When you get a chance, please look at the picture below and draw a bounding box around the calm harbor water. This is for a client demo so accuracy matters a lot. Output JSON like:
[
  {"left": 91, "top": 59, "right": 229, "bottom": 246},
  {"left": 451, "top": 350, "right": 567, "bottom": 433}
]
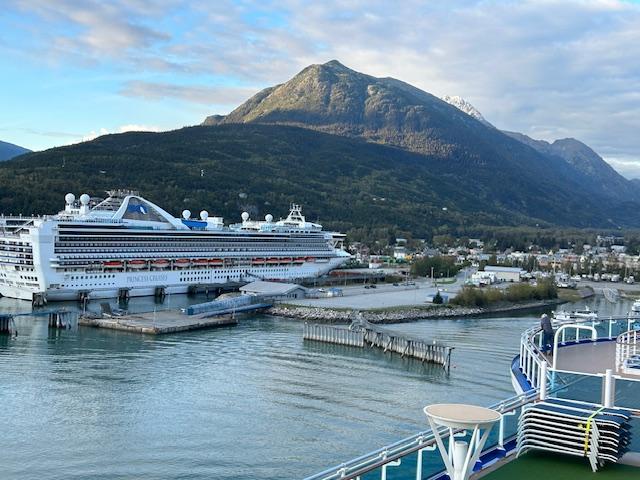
[{"left": 0, "top": 295, "right": 632, "bottom": 479}]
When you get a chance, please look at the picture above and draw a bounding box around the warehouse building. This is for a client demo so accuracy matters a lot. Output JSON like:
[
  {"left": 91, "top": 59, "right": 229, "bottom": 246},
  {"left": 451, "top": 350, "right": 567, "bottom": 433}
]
[{"left": 483, "top": 266, "right": 524, "bottom": 283}]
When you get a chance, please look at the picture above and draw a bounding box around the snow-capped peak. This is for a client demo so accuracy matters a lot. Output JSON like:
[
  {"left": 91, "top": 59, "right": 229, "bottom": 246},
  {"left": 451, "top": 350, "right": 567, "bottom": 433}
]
[{"left": 441, "top": 95, "right": 492, "bottom": 127}]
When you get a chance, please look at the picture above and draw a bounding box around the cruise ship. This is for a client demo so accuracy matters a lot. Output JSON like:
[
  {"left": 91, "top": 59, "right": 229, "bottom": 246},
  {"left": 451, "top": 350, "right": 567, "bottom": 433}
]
[{"left": 0, "top": 190, "right": 350, "bottom": 302}]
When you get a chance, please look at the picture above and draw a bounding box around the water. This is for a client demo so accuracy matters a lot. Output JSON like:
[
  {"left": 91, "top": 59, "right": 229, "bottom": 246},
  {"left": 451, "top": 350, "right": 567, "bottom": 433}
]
[{"left": 0, "top": 295, "right": 632, "bottom": 479}]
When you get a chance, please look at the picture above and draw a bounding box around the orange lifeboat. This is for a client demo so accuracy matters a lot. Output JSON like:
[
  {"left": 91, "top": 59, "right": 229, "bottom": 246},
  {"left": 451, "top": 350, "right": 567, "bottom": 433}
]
[
  {"left": 208, "top": 258, "right": 223, "bottom": 266},
  {"left": 174, "top": 259, "right": 191, "bottom": 268},
  {"left": 267, "top": 258, "right": 279, "bottom": 264},
  {"left": 294, "top": 257, "right": 305, "bottom": 264},
  {"left": 127, "top": 259, "right": 146, "bottom": 269},
  {"left": 281, "top": 257, "right": 293, "bottom": 263},
  {"left": 151, "top": 259, "right": 170, "bottom": 269},
  {"left": 193, "top": 258, "right": 209, "bottom": 267},
  {"left": 104, "top": 260, "right": 123, "bottom": 268},
  {"left": 252, "top": 258, "right": 266, "bottom": 265}
]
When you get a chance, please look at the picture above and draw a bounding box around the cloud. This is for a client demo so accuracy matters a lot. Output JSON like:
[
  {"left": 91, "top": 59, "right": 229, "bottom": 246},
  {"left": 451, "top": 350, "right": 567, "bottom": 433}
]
[
  {"left": 120, "top": 81, "right": 259, "bottom": 105},
  {"left": 117, "top": 124, "right": 163, "bottom": 133},
  {"left": 604, "top": 156, "right": 640, "bottom": 180},
  {"left": 7, "top": 0, "right": 172, "bottom": 59},
  {"left": 82, "top": 128, "right": 110, "bottom": 143},
  {"left": 4, "top": 0, "right": 640, "bottom": 175},
  {"left": 81, "top": 124, "right": 163, "bottom": 143}
]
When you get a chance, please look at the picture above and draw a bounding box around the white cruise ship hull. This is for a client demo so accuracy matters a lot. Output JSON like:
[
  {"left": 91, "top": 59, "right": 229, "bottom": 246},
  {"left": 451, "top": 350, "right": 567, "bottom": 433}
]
[
  {"left": 0, "top": 192, "right": 351, "bottom": 302},
  {"left": 42, "top": 259, "right": 344, "bottom": 301},
  {"left": 0, "top": 257, "right": 348, "bottom": 302}
]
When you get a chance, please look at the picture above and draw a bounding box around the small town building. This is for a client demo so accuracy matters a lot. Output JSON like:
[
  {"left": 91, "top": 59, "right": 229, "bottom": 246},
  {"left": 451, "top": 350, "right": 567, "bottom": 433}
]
[
  {"left": 393, "top": 246, "right": 407, "bottom": 260},
  {"left": 484, "top": 265, "right": 524, "bottom": 282},
  {"left": 471, "top": 271, "right": 497, "bottom": 286},
  {"left": 240, "top": 280, "right": 307, "bottom": 300}
]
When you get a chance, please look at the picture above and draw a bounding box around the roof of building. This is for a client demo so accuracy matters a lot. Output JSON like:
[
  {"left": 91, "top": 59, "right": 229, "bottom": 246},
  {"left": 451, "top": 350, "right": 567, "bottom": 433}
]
[
  {"left": 239, "top": 280, "right": 306, "bottom": 295},
  {"left": 484, "top": 266, "right": 524, "bottom": 273}
]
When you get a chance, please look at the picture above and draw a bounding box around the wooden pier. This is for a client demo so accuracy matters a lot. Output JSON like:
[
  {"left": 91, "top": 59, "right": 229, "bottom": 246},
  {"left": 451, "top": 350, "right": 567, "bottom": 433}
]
[
  {"left": 303, "top": 321, "right": 453, "bottom": 369},
  {"left": 78, "top": 309, "right": 237, "bottom": 335}
]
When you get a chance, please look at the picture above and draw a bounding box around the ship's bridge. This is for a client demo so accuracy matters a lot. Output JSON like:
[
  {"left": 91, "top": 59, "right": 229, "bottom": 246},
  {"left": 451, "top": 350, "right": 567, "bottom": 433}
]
[{"left": 62, "top": 191, "right": 189, "bottom": 230}]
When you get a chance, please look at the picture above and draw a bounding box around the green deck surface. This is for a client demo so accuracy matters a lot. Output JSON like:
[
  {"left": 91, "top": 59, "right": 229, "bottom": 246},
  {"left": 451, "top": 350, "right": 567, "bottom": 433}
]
[{"left": 481, "top": 452, "right": 640, "bottom": 479}]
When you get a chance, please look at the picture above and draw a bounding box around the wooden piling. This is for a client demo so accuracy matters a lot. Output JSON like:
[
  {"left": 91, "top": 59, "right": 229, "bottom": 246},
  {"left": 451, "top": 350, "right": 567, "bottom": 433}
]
[{"left": 48, "top": 311, "right": 76, "bottom": 329}]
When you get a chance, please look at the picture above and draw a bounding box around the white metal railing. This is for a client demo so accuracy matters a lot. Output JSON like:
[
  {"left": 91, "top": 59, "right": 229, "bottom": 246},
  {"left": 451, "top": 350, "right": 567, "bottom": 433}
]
[
  {"left": 303, "top": 390, "right": 538, "bottom": 480},
  {"left": 552, "top": 324, "right": 597, "bottom": 370},
  {"left": 305, "top": 317, "right": 640, "bottom": 480},
  {"left": 519, "top": 316, "right": 640, "bottom": 386},
  {"left": 519, "top": 324, "right": 546, "bottom": 390},
  {"left": 616, "top": 329, "right": 640, "bottom": 374}
]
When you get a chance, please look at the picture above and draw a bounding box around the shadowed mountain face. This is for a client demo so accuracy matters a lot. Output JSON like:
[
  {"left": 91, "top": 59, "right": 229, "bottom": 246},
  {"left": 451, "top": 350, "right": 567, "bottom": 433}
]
[
  {"left": 0, "top": 140, "right": 30, "bottom": 161},
  {"left": 503, "top": 132, "right": 637, "bottom": 203}
]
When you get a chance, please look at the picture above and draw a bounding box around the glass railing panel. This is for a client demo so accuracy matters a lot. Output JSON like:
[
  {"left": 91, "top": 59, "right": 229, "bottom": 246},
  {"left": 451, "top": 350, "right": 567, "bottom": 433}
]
[
  {"left": 614, "top": 377, "right": 640, "bottom": 411},
  {"left": 549, "top": 371, "right": 603, "bottom": 404},
  {"left": 354, "top": 446, "right": 447, "bottom": 480}
]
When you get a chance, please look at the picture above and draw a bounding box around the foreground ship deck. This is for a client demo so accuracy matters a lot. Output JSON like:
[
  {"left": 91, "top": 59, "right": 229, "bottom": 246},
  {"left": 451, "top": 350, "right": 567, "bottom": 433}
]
[
  {"left": 304, "top": 315, "right": 640, "bottom": 480},
  {"left": 0, "top": 190, "right": 349, "bottom": 303},
  {"left": 482, "top": 451, "right": 639, "bottom": 480}
]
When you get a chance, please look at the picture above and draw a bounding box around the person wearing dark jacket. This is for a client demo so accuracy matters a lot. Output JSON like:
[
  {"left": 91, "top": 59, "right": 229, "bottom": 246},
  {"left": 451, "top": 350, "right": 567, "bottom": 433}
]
[{"left": 540, "top": 314, "right": 554, "bottom": 354}]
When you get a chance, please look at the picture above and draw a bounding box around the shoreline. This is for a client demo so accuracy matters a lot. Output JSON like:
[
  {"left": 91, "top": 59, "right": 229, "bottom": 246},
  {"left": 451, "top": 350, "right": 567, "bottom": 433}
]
[{"left": 267, "top": 298, "right": 567, "bottom": 324}]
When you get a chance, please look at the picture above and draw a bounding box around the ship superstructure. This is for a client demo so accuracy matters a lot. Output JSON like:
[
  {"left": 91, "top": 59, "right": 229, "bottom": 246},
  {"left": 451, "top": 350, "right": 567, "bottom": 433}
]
[{"left": 0, "top": 190, "right": 350, "bottom": 302}]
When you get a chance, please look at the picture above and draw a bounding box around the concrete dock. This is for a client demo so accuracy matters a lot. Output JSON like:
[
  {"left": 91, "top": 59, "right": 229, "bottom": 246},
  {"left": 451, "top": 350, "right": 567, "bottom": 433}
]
[{"left": 79, "top": 310, "right": 237, "bottom": 335}]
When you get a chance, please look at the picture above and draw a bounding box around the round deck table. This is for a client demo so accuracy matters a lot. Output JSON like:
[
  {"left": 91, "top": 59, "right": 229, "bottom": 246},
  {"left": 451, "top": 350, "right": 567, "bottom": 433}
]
[{"left": 424, "top": 404, "right": 501, "bottom": 480}]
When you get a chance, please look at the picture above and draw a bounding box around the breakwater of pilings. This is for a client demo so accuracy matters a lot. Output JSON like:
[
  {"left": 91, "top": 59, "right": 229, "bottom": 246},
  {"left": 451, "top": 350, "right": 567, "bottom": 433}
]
[{"left": 303, "top": 321, "right": 453, "bottom": 369}]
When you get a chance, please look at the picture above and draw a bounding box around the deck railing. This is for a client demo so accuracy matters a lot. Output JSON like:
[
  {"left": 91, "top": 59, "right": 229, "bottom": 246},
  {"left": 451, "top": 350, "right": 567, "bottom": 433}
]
[
  {"left": 305, "top": 316, "right": 640, "bottom": 480},
  {"left": 303, "top": 390, "right": 539, "bottom": 480},
  {"left": 520, "top": 316, "right": 640, "bottom": 384},
  {"left": 616, "top": 329, "right": 640, "bottom": 374}
]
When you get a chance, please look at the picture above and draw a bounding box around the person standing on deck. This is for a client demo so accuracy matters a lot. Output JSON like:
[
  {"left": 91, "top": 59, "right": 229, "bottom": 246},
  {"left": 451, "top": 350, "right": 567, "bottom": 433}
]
[{"left": 540, "top": 314, "right": 554, "bottom": 354}]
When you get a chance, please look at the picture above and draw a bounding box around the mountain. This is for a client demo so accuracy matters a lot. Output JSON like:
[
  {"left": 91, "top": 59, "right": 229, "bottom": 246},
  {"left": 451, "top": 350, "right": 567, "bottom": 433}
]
[
  {"left": 0, "top": 124, "right": 537, "bottom": 236},
  {"left": 201, "top": 60, "right": 640, "bottom": 223},
  {"left": 501, "top": 133, "right": 637, "bottom": 202},
  {"left": 0, "top": 140, "right": 30, "bottom": 161},
  {"left": 441, "top": 95, "right": 493, "bottom": 127},
  {"left": 203, "top": 60, "right": 498, "bottom": 158},
  {"left": 2, "top": 60, "right": 640, "bottom": 236},
  {"left": 435, "top": 97, "right": 637, "bottom": 204}
]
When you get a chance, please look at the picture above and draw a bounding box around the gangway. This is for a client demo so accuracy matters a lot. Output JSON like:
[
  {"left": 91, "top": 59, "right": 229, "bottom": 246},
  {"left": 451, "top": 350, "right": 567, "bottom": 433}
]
[
  {"left": 0, "top": 309, "right": 78, "bottom": 334},
  {"left": 184, "top": 294, "right": 272, "bottom": 316}
]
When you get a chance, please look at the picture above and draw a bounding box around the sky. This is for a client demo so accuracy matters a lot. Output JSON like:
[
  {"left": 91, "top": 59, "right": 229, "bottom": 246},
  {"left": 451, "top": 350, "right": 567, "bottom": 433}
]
[{"left": 1, "top": 0, "right": 640, "bottom": 177}]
